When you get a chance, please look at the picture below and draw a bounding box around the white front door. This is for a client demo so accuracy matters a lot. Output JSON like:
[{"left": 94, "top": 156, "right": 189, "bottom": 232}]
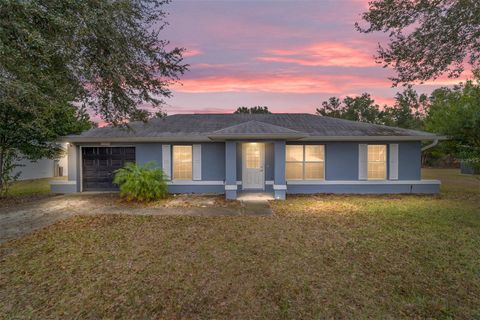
[{"left": 242, "top": 143, "right": 265, "bottom": 189}]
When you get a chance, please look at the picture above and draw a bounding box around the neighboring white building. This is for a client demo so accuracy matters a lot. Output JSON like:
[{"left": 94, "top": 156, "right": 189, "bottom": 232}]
[{"left": 12, "top": 143, "right": 69, "bottom": 180}]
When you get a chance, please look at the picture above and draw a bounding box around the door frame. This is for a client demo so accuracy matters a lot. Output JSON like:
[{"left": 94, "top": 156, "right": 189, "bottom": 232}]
[{"left": 241, "top": 142, "right": 265, "bottom": 190}]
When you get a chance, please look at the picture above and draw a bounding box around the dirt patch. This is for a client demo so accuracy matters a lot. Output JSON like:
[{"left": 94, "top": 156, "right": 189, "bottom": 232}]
[
  {"left": 0, "top": 193, "right": 242, "bottom": 243},
  {"left": 0, "top": 194, "right": 59, "bottom": 210}
]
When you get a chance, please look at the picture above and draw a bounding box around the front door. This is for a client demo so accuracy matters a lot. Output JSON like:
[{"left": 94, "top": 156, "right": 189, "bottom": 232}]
[{"left": 242, "top": 143, "right": 265, "bottom": 189}]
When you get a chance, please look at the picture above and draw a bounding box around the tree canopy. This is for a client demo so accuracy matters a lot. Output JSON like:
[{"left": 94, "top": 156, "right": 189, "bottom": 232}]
[
  {"left": 1, "top": 0, "right": 186, "bottom": 125},
  {"left": 317, "top": 89, "right": 427, "bottom": 130},
  {"left": 0, "top": 0, "right": 185, "bottom": 193},
  {"left": 425, "top": 81, "right": 480, "bottom": 169},
  {"left": 357, "top": 0, "right": 480, "bottom": 85},
  {"left": 234, "top": 106, "right": 271, "bottom": 114},
  {"left": 317, "top": 93, "right": 384, "bottom": 124}
]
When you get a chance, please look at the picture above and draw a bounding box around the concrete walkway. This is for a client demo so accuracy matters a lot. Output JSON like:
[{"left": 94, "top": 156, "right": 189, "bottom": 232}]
[{"left": 0, "top": 193, "right": 272, "bottom": 244}]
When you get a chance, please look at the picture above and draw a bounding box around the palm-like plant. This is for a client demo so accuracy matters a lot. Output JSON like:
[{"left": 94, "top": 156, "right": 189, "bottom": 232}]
[{"left": 113, "top": 161, "right": 168, "bottom": 202}]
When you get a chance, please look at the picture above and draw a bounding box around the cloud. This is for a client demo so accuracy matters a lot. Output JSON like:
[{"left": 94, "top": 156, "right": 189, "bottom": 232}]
[
  {"left": 173, "top": 73, "right": 390, "bottom": 94},
  {"left": 182, "top": 48, "right": 202, "bottom": 58},
  {"left": 257, "top": 41, "right": 377, "bottom": 67}
]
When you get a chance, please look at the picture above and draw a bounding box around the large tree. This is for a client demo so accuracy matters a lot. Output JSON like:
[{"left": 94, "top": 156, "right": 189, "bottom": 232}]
[
  {"left": 317, "top": 89, "right": 430, "bottom": 129},
  {"left": 316, "top": 93, "right": 385, "bottom": 124},
  {"left": 0, "top": 0, "right": 186, "bottom": 192},
  {"left": 357, "top": 0, "right": 480, "bottom": 85},
  {"left": 383, "top": 87, "right": 428, "bottom": 130},
  {"left": 425, "top": 81, "right": 480, "bottom": 170}
]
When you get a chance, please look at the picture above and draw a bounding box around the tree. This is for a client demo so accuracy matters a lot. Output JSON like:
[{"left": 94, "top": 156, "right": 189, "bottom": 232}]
[
  {"left": 1, "top": 0, "right": 186, "bottom": 125},
  {"left": 0, "top": 0, "right": 185, "bottom": 193},
  {"left": 0, "top": 102, "right": 92, "bottom": 195},
  {"left": 316, "top": 93, "right": 385, "bottom": 124},
  {"left": 425, "top": 81, "right": 480, "bottom": 170},
  {"left": 383, "top": 87, "right": 429, "bottom": 130},
  {"left": 129, "top": 109, "right": 154, "bottom": 123},
  {"left": 357, "top": 0, "right": 480, "bottom": 85},
  {"left": 234, "top": 106, "right": 271, "bottom": 114}
]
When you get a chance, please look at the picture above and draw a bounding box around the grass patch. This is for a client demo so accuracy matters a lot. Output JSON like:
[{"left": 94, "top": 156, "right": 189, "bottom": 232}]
[
  {"left": 6, "top": 177, "right": 56, "bottom": 196},
  {"left": 0, "top": 177, "right": 65, "bottom": 208},
  {"left": 0, "top": 169, "right": 479, "bottom": 318}
]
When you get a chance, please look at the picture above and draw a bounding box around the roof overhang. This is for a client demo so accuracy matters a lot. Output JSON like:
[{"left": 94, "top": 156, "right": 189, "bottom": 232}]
[
  {"left": 61, "top": 135, "right": 213, "bottom": 143},
  {"left": 62, "top": 134, "right": 446, "bottom": 143},
  {"left": 298, "top": 135, "right": 446, "bottom": 141}
]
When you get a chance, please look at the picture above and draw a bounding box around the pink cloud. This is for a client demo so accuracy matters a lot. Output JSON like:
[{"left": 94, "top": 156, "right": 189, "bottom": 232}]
[
  {"left": 183, "top": 48, "right": 202, "bottom": 58},
  {"left": 173, "top": 73, "right": 390, "bottom": 94},
  {"left": 257, "top": 41, "right": 377, "bottom": 67}
]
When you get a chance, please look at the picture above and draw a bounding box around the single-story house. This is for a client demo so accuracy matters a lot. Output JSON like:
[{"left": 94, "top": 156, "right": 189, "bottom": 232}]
[{"left": 51, "top": 113, "right": 442, "bottom": 200}]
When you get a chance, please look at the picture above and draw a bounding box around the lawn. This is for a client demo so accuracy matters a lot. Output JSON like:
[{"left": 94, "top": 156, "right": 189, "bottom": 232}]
[
  {"left": 1, "top": 169, "right": 479, "bottom": 318},
  {"left": 0, "top": 177, "right": 66, "bottom": 208},
  {"left": 6, "top": 177, "right": 54, "bottom": 196}
]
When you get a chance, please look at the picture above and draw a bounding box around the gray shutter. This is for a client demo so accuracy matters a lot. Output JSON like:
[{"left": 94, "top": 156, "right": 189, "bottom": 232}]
[
  {"left": 358, "top": 144, "right": 368, "bottom": 180},
  {"left": 193, "top": 144, "right": 202, "bottom": 181},
  {"left": 389, "top": 144, "right": 399, "bottom": 180},
  {"left": 162, "top": 144, "right": 171, "bottom": 179}
]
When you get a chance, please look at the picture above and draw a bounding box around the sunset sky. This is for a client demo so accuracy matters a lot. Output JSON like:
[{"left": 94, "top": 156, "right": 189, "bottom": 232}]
[{"left": 160, "top": 0, "right": 467, "bottom": 115}]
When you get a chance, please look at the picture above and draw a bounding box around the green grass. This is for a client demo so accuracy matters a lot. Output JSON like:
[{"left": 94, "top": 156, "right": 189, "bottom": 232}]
[
  {"left": 0, "top": 169, "right": 479, "bottom": 318},
  {"left": 5, "top": 177, "right": 56, "bottom": 197}
]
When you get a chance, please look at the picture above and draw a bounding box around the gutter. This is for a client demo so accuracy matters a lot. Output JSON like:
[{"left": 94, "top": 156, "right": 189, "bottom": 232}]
[{"left": 421, "top": 138, "right": 439, "bottom": 151}]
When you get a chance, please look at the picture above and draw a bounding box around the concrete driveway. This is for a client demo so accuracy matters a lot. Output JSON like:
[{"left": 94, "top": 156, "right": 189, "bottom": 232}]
[{"left": 0, "top": 193, "right": 271, "bottom": 243}]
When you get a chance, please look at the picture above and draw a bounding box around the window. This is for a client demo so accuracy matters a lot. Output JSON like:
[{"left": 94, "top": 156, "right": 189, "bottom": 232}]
[
  {"left": 173, "top": 145, "right": 192, "bottom": 180},
  {"left": 286, "top": 145, "right": 324, "bottom": 180},
  {"left": 367, "top": 145, "right": 386, "bottom": 180}
]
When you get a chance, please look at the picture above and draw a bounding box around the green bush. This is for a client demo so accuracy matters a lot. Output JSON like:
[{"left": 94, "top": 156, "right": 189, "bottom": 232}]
[{"left": 113, "top": 161, "right": 168, "bottom": 202}]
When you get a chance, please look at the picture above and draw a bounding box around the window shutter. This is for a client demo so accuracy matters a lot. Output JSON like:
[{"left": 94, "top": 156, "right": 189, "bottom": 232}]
[
  {"left": 389, "top": 144, "right": 399, "bottom": 180},
  {"left": 162, "top": 144, "right": 171, "bottom": 179},
  {"left": 193, "top": 144, "right": 202, "bottom": 181},
  {"left": 358, "top": 144, "right": 368, "bottom": 180}
]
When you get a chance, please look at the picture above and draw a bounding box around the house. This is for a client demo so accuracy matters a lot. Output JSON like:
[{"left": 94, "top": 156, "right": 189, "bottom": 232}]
[
  {"left": 13, "top": 144, "right": 69, "bottom": 180},
  {"left": 50, "top": 113, "right": 441, "bottom": 199}
]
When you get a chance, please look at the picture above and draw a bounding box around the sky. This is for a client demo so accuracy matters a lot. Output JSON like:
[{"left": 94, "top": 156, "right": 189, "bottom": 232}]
[{"left": 157, "top": 0, "right": 466, "bottom": 115}]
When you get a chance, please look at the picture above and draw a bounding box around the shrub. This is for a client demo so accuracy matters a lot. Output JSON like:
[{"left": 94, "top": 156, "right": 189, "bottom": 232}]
[{"left": 113, "top": 161, "right": 168, "bottom": 202}]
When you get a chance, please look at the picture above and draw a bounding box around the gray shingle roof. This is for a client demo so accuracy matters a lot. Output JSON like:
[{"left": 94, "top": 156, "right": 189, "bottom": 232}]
[
  {"left": 209, "top": 120, "right": 306, "bottom": 139},
  {"left": 66, "top": 113, "right": 439, "bottom": 142}
]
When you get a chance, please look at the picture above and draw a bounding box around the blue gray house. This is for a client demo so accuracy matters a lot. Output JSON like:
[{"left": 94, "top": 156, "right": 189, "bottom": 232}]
[{"left": 51, "top": 113, "right": 441, "bottom": 199}]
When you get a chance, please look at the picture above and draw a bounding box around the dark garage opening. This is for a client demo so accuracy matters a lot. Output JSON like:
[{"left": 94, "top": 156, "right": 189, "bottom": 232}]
[{"left": 82, "top": 147, "right": 136, "bottom": 191}]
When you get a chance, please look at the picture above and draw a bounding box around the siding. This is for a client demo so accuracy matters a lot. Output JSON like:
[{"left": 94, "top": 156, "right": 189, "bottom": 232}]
[
  {"left": 13, "top": 158, "right": 54, "bottom": 180},
  {"left": 69, "top": 140, "right": 429, "bottom": 195},
  {"left": 287, "top": 141, "right": 422, "bottom": 181},
  {"left": 398, "top": 141, "right": 421, "bottom": 180}
]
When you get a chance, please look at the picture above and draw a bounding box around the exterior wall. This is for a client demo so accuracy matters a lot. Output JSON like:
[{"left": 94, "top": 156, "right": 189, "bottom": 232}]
[
  {"left": 284, "top": 140, "right": 437, "bottom": 194},
  {"left": 136, "top": 143, "right": 163, "bottom": 167},
  {"left": 57, "top": 139, "right": 438, "bottom": 196},
  {"left": 68, "top": 144, "right": 78, "bottom": 181},
  {"left": 287, "top": 141, "right": 422, "bottom": 181},
  {"left": 13, "top": 158, "right": 54, "bottom": 180},
  {"left": 398, "top": 141, "right": 421, "bottom": 180},
  {"left": 50, "top": 181, "right": 77, "bottom": 193},
  {"left": 325, "top": 142, "right": 359, "bottom": 180},
  {"left": 14, "top": 143, "right": 69, "bottom": 181},
  {"left": 287, "top": 182, "right": 440, "bottom": 194}
]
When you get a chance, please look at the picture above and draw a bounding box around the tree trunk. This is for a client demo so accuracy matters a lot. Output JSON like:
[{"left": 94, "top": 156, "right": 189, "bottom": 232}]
[{"left": 0, "top": 146, "right": 4, "bottom": 191}]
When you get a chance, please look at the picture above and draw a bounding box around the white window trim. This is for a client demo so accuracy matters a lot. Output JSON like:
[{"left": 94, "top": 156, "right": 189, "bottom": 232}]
[{"left": 286, "top": 145, "right": 325, "bottom": 181}]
